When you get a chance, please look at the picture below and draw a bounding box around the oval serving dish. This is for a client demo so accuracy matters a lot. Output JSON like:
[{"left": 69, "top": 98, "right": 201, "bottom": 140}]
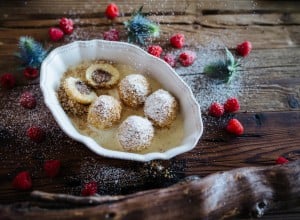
[{"left": 40, "top": 40, "right": 203, "bottom": 162}]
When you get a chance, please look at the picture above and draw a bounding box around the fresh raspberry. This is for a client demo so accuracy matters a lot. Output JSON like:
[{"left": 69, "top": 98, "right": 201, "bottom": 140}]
[
  {"left": 224, "top": 97, "right": 240, "bottom": 113},
  {"left": 178, "top": 50, "right": 196, "bottom": 67},
  {"left": 209, "top": 102, "right": 224, "bottom": 117},
  {"left": 81, "top": 181, "right": 98, "bottom": 196},
  {"left": 12, "top": 171, "right": 32, "bottom": 191},
  {"left": 103, "top": 29, "right": 120, "bottom": 41},
  {"left": 59, "top": 17, "right": 74, "bottom": 35},
  {"left": 26, "top": 126, "right": 45, "bottom": 143},
  {"left": 49, "top": 27, "right": 64, "bottom": 42},
  {"left": 236, "top": 41, "right": 252, "bottom": 57},
  {"left": 170, "top": 33, "right": 185, "bottom": 49},
  {"left": 276, "top": 156, "right": 289, "bottom": 165},
  {"left": 44, "top": 160, "right": 61, "bottom": 178},
  {"left": 147, "top": 45, "right": 163, "bottom": 57},
  {"left": 163, "top": 53, "right": 176, "bottom": 67},
  {"left": 23, "top": 67, "right": 39, "bottom": 79},
  {"left": 19, "top": 91, "right": 37, "bottom": 109},
  {"left": 0, "top": 73, "right": 16, "bottom": 89},
  {"left": 105, "top": 3, "right": 119, "bottom": 19},
  {"left": 226, "top": 118, "right": 244, "bottom": 136}
]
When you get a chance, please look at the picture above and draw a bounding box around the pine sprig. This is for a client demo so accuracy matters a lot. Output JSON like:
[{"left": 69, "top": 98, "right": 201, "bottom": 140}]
[
  {"left": 124, "top": 7, "right": 160, "bottom": 45},
  {"left": 204, "top": 48, "right": 240, "bottom": 83},
  {"left": 16, "top": 36, "right": 47, "bottom": 68}
]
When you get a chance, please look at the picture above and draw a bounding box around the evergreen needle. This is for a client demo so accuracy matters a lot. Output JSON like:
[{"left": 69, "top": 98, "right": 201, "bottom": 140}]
[{"left": 203, "top": 48, "right": 240, "bottom": 83}]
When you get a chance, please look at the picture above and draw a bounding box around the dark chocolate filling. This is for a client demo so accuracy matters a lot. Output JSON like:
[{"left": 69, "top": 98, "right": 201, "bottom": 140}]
[
  {"left": 75, "top": 81, "right": 91, "bottom": 95},
  {"left": 92, "top": 69, "right": 112, "bottom": 84}
]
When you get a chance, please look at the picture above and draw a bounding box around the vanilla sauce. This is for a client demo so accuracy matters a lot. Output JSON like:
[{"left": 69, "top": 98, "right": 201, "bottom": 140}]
[{"left": 62, "top": 61, "right": 184, "bottom": 154}]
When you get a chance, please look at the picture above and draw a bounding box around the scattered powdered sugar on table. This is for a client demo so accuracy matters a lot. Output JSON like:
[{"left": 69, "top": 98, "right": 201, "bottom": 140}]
[
  {"left": 0, "top": 85, "right": 82, "bottom": 167},
  {"left": 60, "top": 5, "right": 250, "bottom": 114},
  {"left": 174, "top": 40, "right": 251, "bottom": 112},
  {"left": 78, "top": 157, "right": 185, "bottom": 194}
]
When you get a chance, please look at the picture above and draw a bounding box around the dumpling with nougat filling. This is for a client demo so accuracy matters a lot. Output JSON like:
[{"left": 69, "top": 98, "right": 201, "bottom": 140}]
[{"left": 85, "top": 63, "right": 120, "bottom": 89}]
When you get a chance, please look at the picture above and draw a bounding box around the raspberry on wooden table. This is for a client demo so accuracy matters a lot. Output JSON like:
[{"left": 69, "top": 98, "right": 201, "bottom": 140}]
[
  {"left": 12, "top": 171, "right": 32, "bottom": 191},
  {"left": 26, "top": 126, "right": 45, "bottom": 143},
  {"left": 49, "top": 27, "right": 64, "bottom": 42},
  {"left": 209, "top": 102, "right": 224, "bottom": 117},
  {"left": 163, "top": 53, "right": 176, "bottom": 67},
  {"left": 224, "top": 97, "right": 240, "bottom": 113},
  {"left": 147, "top": 45, "right": 163, "bottom": 57},
  {"left": 226, "top": 118, "right": 244, "bottom": 136},
  {"left": 178, "top": 50, "right": 196, "bottom": 67},
  {"left": 44, "top": 160, "right": 61, "bottom": 178},
  {"left": 236, "top": 41, "right": 252, "bottom": 57},
  {"left": 103, "top": 29, "right": 120, "bottom": 41},
  {"left": 19, "top": 91, "right": 37, "bottom": 109},
  {"left": 23, "top": 67, "right": 39, "bottom": 79},
  {"left": 81, "top": 181, "right": 98, "bottom": 196},
  {"left": 105, "top": 3, "right": 119, "bottom": 19},
  {"left": 170, "top": 33, "right": 185, "bottom": 49},
  {"left": 276, "top": 156, "right": 289, "bottom": 165},
  {"left": 0, "top": 73, "right": 16, "bottom": 89},
  {"left": 59, "top": 17, "right": 74, "bottom": 35}
]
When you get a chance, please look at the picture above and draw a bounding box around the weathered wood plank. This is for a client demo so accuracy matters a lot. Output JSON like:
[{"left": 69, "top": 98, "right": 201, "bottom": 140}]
[
  {"left": 199, "top": 13, "right": 300, "bottom": 27},
  {"left": 1, "top": 82, "right": 300, "bottom": 204},
  {"left": 1, "top": 0, "right": 300, "bottom": 20},
  {"left": 181, "top": 66, "right": 300, "bottom": 112},
  {"left": 0, "top": 24, "right": 299, "bottom": 75},
  {"left": 1, "top": 46, "right": 300, "bottom": 112},
  {"left": 1, "top": 0, "right": 300, "bottom": 218},
  {"left": 2, "top": 12, "right": 300, "bottom": 29},
  {"left": 0, "top": 24, "right": 298, "bottom": 56},
  {"left": 184, "top": 111, "right": 300, "bottom": 175},
  {"left": 0, "top": 160, "right": 299, "bottom": 220}
]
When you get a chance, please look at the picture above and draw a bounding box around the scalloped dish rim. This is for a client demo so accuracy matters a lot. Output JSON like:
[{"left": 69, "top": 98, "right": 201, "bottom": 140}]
[{"left": 40, "top": 40, "right": 203, "bottom": 161}]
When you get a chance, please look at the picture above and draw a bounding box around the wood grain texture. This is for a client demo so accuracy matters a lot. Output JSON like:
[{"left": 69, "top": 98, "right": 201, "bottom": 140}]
[
  {"left": 1, "top": 160, "right": 300, "bottom": 220},
  {"left": 0, "top": 0, "right": 300, "bottom": 219}
]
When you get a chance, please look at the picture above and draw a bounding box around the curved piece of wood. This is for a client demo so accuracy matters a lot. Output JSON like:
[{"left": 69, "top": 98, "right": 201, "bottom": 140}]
[{"left": 0, "top": 160, "right": 299, "bottom": 220}]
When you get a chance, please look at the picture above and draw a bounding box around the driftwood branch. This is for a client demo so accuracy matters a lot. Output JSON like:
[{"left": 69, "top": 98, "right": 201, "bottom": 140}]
[
  {"left": 30, "top": 191, "right": 126, "bottom": 206},
  {"left": 1, "top": 160, "right": 299, "bottom": 220}
]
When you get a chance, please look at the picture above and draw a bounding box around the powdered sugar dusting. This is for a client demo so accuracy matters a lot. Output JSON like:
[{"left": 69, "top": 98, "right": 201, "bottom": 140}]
[
  {"left": 0, "top": 85, "right": 83, "bottom": 171},
  {"left": 118, "top": 74, "right": 151, "bottom": 107},
  {"left": 174, "top": 40, "right": 251, "bottom": 112},
  {"left": 88, "top": 95, "right": 121, "bottom": 128},
  {"left": 78, "top": 157, "right": 185, "bottom": 195},
  {"left": 93, "top": 95, "right": 120, "bottom": 119},
  {"left": 144, "top": 89, "right": 177, "bottom": 127},
  {"left": 118, "top": 116, "right": 154, "bottom": 151}
]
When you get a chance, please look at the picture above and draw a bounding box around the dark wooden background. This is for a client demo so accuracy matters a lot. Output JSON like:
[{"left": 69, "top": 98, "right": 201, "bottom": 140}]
[{"left": 0, "top": 0, "right": 300, "bottom": 219}]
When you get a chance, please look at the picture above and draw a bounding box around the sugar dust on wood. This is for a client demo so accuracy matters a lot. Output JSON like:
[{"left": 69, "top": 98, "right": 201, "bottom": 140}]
[
  {"left": 78, "top": 157, "right": 185, "bottom": 194},
  {"left": 176, "top": 41, "right": 252, "bottom": 112}
]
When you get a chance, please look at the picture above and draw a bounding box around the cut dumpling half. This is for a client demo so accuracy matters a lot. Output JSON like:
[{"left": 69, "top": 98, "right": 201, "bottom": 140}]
[
  {"left": 63, "top": 77, "right": 97, "bottom": 104},
  {"left": 86, "top": 63, "right": 120, "bottom": 89}
]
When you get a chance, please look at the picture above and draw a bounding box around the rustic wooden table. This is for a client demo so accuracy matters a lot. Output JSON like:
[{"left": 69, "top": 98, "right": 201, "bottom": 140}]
[{"left": 0, "top": 0, "right": 300, "bottom": 219}]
